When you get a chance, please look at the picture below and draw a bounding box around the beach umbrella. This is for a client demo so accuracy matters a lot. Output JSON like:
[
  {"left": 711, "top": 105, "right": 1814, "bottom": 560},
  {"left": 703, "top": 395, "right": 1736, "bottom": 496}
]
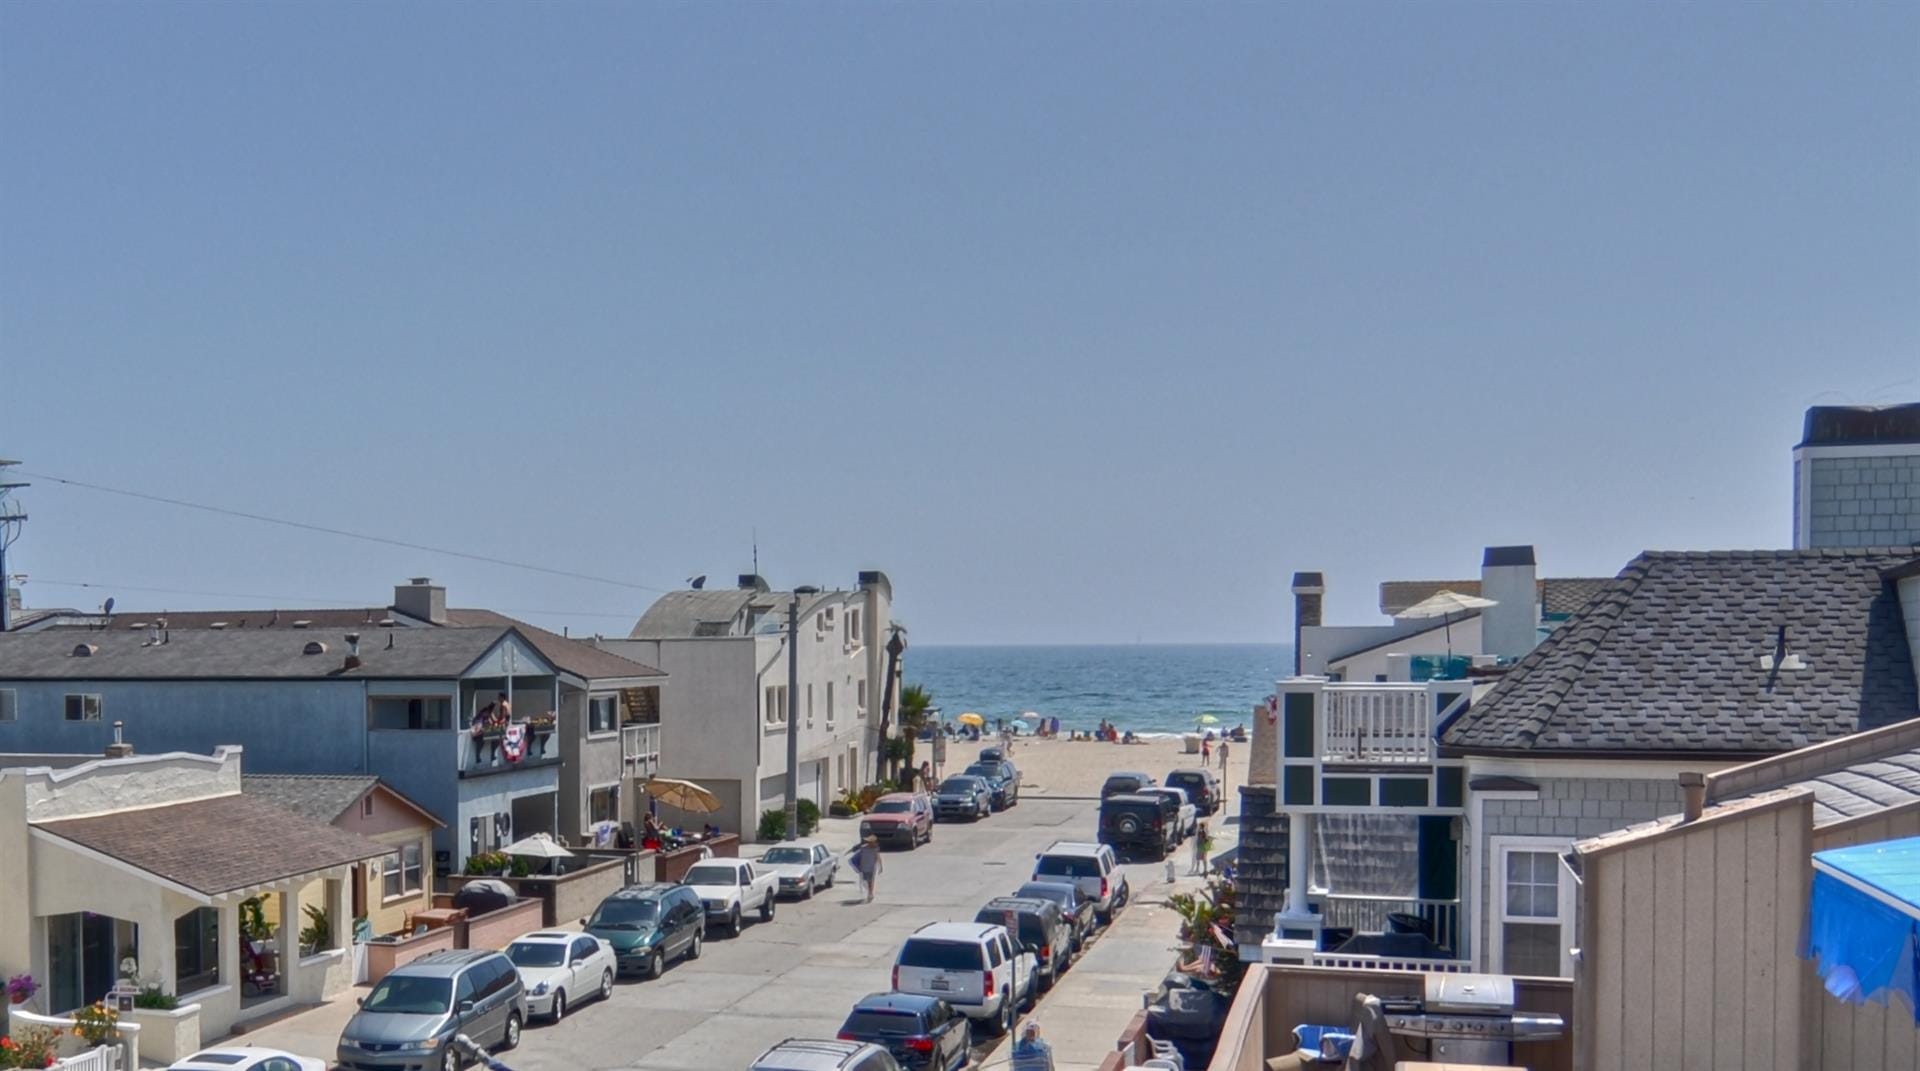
[
  {"left": 501, "top": 832, "right": 572, "bottom": 859},
  {"left": 645, "top": 777, "right": 723, "bottom": 813},
  {"left": 957, "top": 712, "right": 986, "bottom": 727},
  {"left": 1018, "top": 711, "right": 1042, "bottom": 721},
  {"left": 1395, "top": 589, "right": 1498, "bottom": 656},
  {"left": 1193, "top": 713, "right": 1219, "bottom": 726}
]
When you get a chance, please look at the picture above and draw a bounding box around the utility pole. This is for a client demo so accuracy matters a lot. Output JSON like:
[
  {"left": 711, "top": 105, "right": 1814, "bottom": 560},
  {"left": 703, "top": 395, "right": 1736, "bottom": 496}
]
[
  {"left": 784, "top": 584, "right": 819, "bottom": 841},
  {"left": 0, "top": 460, "right": 27, "bottom": 634}
]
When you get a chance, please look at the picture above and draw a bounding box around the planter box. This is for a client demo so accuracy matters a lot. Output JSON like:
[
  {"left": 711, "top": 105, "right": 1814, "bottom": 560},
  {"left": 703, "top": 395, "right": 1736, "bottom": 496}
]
[
  {"left": 126, "top": 1003, "right": 201, "bottom": 1066},
  {"left": 364, "top": 926, "right": 458, "bottom": 984}
]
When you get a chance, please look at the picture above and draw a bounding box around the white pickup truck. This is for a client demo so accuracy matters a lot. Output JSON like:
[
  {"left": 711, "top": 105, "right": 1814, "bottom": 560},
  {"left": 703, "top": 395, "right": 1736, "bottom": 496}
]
[{"left": 683, "top": 859, "right": 779, "bottom": 936}]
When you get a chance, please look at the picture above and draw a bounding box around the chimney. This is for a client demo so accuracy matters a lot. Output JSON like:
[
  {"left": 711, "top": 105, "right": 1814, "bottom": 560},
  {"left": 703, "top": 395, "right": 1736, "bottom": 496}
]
[
  {"left": 394, "top": 577, "right": 447, "bottom": 625},
  {"left": 1480, "top": 546, "right": 1540, "bottom": 661},
  {"left": 343, "top": 632, "right": 362, "bottom": 671},
  {"left": 103, "top": 721, "right": 134, "bottom": 760},
  {"left": 737, "top": 574, "right": 770, "bottom": 593},
  {"left": 1291, "top": 572, "right": 1325, "bottom": 676},
  {"left": 1678, "top": 771, "right": 1706, "bottom": 822}
]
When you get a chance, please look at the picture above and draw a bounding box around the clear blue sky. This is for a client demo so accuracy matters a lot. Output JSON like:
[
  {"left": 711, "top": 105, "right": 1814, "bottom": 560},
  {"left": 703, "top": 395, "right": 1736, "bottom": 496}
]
[{"left": 3, "top": 4, "right": 1915, "bottom": 645}]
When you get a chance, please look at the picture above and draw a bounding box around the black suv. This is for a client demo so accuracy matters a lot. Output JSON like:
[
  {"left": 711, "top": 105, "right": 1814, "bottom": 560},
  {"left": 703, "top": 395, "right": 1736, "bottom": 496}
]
[
  {"left": 1099, "top": 792, "right": 1179, "bottom": 859},
  {"left": 1100, "top": 771, "right": 1157, "bottom": 798},
  {"left": 975, "top": 896, "right": 1074, "bottom": 992},
  {"left": 1166, "top": 768, "right": 1222, "bottom": 816}
]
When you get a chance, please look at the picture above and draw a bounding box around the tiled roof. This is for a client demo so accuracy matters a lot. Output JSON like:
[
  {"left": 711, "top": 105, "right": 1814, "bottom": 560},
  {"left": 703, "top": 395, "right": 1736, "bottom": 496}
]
[
  {"left": 1442, "top": 549, "right": 1920, "bottom": 756},
  {"left": 1377, "top": 578, "right": 1612, "bottom": 618},
  {"left": 0, "top": 626, "right": 520, "bottom": 679},
  {"left": 36, "top": 792, "right": 387, "bottom": 896}
]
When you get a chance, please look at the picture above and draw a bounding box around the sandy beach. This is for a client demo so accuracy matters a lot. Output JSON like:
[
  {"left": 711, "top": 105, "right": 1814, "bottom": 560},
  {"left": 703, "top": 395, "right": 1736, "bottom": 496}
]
[{"left": 934, "top": 734, "right": 1252, "bottom": 799}]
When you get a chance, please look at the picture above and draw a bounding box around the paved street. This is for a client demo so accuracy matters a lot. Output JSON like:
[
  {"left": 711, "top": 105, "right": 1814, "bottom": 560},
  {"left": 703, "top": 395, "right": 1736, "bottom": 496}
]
[{"left": 237, "top": 795, "right": 1237, "bottom": 1071}]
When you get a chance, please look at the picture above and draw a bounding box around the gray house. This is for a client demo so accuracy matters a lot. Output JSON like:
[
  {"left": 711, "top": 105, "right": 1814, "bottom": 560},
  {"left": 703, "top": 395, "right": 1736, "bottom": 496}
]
[{"left": 0, "top": 619, "right": 663, "bottom": 872}]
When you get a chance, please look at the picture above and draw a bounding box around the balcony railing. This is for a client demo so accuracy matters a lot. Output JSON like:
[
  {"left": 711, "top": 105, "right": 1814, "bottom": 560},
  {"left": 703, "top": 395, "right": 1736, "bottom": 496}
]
[
  {"left": 1313, "top": 893, "right": 1461, "bottom": 954},
  {"left": 1321, "top": 684, "right": 1432, "bottom": 763},
  {"left": 622, "top": 723, "right": 660, "bottom": 780},
  {"left": 460, "top": 726, "right": 559, "bottom": 775}
]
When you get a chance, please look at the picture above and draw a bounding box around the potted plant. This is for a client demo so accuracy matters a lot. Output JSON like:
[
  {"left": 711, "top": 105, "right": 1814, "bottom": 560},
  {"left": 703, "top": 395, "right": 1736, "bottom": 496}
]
[
  {"left": 525, "top": 712, "right": 556, "bottom": 739},
  {"left": 125, "top": 984, "right": 200, "bottom": 1065},
  {"left": 71, "top": 1001, "right": 119, "bottom": 1047},
  {"left": 0, "top": 1025, "right": 58, "bottom": 1069},
  {"left": 6, "top": 973, "right": 36, "bottom": 1006}
]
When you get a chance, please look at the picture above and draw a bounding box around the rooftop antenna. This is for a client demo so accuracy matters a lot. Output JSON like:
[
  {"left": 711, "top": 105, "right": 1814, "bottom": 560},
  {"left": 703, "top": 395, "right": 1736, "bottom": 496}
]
[
  {"left": 752, "top": 528, "right": 759, "bottom": 582},
  {"left": 0, "top": 459, "right": 28, "bottom": 633}
]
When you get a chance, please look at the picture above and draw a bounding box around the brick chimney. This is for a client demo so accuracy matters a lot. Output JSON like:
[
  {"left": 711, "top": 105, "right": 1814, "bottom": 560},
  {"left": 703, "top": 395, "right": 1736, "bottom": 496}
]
[
  {"left": 1291, "top": 572, "right": 1324, "bottom": 675},
  {"left": 394, "top": 578, "right": 447, "bottom": 625}
]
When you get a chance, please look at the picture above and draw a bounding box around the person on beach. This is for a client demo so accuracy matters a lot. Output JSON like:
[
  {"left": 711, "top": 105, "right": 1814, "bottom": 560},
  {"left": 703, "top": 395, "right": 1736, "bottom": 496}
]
[
  {"left": 1201, "top": 738, "right": 1212, "bottom": 765},
  {"left": 1218, "top": 739, "right": 1230, "bottom": 770},
  {"left": 855, "top": 834, "right": 883, "bottom": 902}
]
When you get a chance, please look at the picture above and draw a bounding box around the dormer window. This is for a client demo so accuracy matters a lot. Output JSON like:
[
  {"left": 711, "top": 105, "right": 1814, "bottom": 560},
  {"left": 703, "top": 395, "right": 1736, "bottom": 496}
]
[{"left": 70, "top": 644, "right": 97, "bottom": 658}]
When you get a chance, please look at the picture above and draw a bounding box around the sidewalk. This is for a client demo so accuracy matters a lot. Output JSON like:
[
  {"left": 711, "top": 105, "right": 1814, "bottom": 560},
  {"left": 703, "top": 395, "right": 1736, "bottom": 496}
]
[{"left": 1037, "top": 823, "right": 1239, "bottom": 1071}]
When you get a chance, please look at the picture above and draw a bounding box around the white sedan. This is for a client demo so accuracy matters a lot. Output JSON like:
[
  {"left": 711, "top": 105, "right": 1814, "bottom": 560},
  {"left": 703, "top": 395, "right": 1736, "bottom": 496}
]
[
  {"left": 758, "top": 840, "right": 839, "bottom": 899},
  {"left": 505, "top": 930, "right": 617, "bottom": 1020},
  {"left": 167, "top": 1049, "right": 325, "bottom": 1071}
]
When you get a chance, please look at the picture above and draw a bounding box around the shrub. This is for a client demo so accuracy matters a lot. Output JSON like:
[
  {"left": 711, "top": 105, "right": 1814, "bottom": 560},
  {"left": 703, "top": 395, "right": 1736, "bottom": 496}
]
[
  {"left": 883, "top": 737, "right": 914, "bottom": 764},
  {"left": 72, "top": 1001, "right": 119, "bottom": 1046},
  {"left": 0, "top": 1025, "right": 58, "bottom": 1069},
  {"left": 133, "top": 985, "right": 178, "bottom": 1010},
  {"left": 757, "top": 808, "right": 789, "bottom": 841},
  {"left": 795, "top": 799, "right": 820, "bottom": 834},
  {"left": 298, "top": 904, "right": 332, "bottom": 955}
]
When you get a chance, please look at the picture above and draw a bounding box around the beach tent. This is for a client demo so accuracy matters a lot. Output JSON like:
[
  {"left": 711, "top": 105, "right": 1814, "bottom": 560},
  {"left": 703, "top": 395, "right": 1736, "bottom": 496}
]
[{"left": 1807, "top": 836, "right": 1920, "bottom": 1017}]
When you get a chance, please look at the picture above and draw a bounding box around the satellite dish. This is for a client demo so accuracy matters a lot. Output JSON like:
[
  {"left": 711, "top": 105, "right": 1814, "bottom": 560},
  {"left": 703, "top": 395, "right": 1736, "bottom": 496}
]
[
  {"left": 689, "top": 575, "right": 707, "bottom": 590},
  {"left": 103, "top": 597, "right": 115, "bottom": 617}
]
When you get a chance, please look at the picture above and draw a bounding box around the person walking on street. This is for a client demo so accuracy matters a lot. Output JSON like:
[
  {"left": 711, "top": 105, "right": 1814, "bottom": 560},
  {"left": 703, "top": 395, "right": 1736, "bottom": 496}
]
[
  {"left": 1010, "top": 1019, "right": 1055, "bottom": 1071},
  {"left": 856, "top": 834, "right": 883, "bottom": 903},
  {"left": 1190, "top": 820, "right": 1211, "bottom": 876}
]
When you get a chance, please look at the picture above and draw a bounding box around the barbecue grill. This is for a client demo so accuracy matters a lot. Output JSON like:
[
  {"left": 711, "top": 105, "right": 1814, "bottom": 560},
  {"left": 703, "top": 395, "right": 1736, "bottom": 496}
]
[{"left": 1379, "top": 973, "right": 1565, "bottom": 1066}]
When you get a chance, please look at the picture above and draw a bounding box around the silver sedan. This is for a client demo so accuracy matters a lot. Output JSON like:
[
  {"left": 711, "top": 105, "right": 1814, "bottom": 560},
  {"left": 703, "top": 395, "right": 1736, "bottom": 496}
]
[{"left": 758, "top": 840, "right": 839, "bottom": 899}]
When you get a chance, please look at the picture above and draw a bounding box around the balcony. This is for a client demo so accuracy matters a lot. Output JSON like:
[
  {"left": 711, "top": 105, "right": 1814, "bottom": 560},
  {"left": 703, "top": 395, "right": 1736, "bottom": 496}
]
[
  {"left": 622, "top": 723, "right": 660, "bottom": 780},
  {"left": 1317, "top": 682, "right": 1468, "bottom": 764},
  {"left": 459, "top": 725, "right": 560, "bottom": 777}
]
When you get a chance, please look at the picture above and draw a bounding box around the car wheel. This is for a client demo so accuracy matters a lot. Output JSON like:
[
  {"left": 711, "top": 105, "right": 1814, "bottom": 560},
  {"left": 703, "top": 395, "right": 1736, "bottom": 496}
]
[
  {"left": 599, "top": 969, "right": 613, "bottom": 1001},
  {"left": 551, "top": 989, "right": 567, "bottom": 1021},
  {"left": 761, "top": 895, "right": 775, "bottom": 922},
  {"left": 502, "top": 1011, "right": 521, "bottom": 1051},
  {"left": 988, "top": 997, "right": 1012, "bottom": 1037},
  {"left": 646, "top": 948, "right": 666, "bottom": 978},
  {"left": 688, "top": 930, "right": 703, "bottom": 960},
  {"left": 729, "top": 907, "right": 743, "bottom": 936},
  {"left": 803, "top": 876, "right": 815, "bottom": 899},
  {"left": 441, "top": 1047, "right": 460, "bottom": 1071}
]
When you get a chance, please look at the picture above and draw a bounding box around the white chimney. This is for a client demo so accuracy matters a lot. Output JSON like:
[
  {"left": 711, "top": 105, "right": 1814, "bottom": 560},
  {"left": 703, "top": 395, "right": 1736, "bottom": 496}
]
[
  {"left": 1480, "top": 545, "right": 1540, "bottom": 661},
  {"left": 394, "top": 578, "right": 447, "bottom": 625}
]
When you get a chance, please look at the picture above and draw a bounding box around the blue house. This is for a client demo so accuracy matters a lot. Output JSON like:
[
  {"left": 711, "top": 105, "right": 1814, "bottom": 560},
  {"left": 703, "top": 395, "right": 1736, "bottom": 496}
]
[{"left": 0, "top": 623, "right": 609, "bottom": 872}]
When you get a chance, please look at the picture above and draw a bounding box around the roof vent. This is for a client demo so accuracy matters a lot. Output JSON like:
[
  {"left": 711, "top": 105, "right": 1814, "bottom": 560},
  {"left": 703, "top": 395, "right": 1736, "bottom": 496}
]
[
  {"left": 128, "top": 621, "right": 148, "bottom": 630},
  {"left": 70, "top": 643, "right": 98, "bottom": 658},
  {"left": 209, "top": 621, "right": 229, "bottom": 630},
  {"left": 378, "top": 617, "right": 397, "bottom": 628},
  {"left": 303, "top": 641, "right": 328, "bottom": 655},
  {"left": 292, "top": 619, "right": 312, "bottom": 630}
]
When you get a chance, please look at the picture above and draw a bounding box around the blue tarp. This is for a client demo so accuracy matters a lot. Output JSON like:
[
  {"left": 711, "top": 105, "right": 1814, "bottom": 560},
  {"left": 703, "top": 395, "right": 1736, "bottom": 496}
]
[{"left": 1808, "top": 836, "right": 1920, "bottom": 1018}]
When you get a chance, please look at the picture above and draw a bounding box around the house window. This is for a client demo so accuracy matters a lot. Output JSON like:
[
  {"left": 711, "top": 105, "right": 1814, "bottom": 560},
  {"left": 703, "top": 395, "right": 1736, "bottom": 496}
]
[
  {"left": 589, "top": 696, "right": 617, "bottom": 734},
  {"left": 381, "top": 850, "right": 403, "bottom": 899},
  {"left": 362, "top": 795, "right": 375, "bottom": 819},
  {"left": 368, "top": 696, "right": 451, "bottom": 730},
  {"left": 589, "top": 784, "right": 619, "bottom": 825},
  {"left": 64, "top": 694, "right": 101, "bottom": 722},
  {"left": 845, "top": 608, "right": 862, "bottom": 646},
  {"left": 174, "top": 907, "right": 220, "bottom": 994},
  {"left": 0, "top": 690, "right": 14, "bottom": 722},
  {"left": 381, "top": 844, "right": 424, "bottom": 900},
  {"left": 1494, "top": 838, "right": 1574, "bottom": 977},
  {"left": 857, "top": 679, "right": 868, "bottom": 717},
  {"left": 807, "top": 684, "right": 815, "bottom": 725},
  {"left": 826, "top": 682, "right": 835, "bottom": 727},
  {"left": 764, "top": 685, "right": 789, "bottom": 725}
]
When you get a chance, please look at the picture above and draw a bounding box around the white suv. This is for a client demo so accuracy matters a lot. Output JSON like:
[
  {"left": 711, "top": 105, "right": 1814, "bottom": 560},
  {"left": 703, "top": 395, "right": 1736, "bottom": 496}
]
[
  {"left": 891, "top": 922, "right": 1035, "bottom": 1037},
  {"left": 1032, "top": 841, "right": 1128, "bottom": 921}
]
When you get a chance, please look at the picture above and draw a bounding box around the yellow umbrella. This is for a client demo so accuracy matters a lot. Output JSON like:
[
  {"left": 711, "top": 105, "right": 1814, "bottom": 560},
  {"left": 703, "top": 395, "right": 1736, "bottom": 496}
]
[
  {"left": 957, "top": 712, "right": 986, "bottom": 727},
  {"left": 1194, "top": 713, "right": 1220, "bottom": 726},
  {"left": 644, "top": 777, "right": 722, "bottom": 813}
]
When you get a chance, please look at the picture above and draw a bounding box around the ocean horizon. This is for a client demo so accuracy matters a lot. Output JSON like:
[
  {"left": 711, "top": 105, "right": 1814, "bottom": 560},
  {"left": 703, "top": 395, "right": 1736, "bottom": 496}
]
[{"left": 904, "top": 643, "right": 1293, "bottom": 736}]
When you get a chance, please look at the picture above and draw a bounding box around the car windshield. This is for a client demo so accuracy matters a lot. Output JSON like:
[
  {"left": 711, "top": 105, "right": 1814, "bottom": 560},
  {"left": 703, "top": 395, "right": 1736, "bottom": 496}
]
[
  {"left": 361, "top": 975, "right": 452, "bottom": 1015},
  {"left": 1036, "top": 856, "right": 1101, "bottom": 879},
  {"left": 869, "top": 800, "right": 912, "bottom": 814},
  {"left": 1018, "top": 883, "right": 1077, "bottom": 907},
  {"left": 939, "top": 779, "right": 978, "bottom": 793},
  {"left": 588, "top": 899, "right": 657, "bottom": 929},
  {"left": 841, "top": 1009, "right": 924, "bottom": 1037},
  {"left": 762, "top": 848, "right": 812, "bottom": 864},
  {"left": 977, "top": 909, "right": 1046, "bottom": 946},
  {"left": 506, "top": 942, "right": 566, "bottom": 968},
  {"left": 964, "top": 765, "right": 998, "bottom": 779},
  {"left": 685, "top": 865, "right": 740, "bottom": 885},
  {"left": 899, "top": 940, "right": 983, "bottom": 971}
]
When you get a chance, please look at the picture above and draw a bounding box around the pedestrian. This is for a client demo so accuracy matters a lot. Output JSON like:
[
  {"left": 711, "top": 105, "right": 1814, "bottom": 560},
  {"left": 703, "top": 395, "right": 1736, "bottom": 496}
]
[
  {"left": 1218, "top": 739, "right": 1230, "bottom": 771},
  {"left": 1010, "top": 1019, "right": 1055, "bottom": 1071},
  {"left": 1190, "top": 820, "right": 1211, "bottom": 876},
  {"left": 856, "top": 834, "right": 883, "bottom": 903},
  {"left": 1201, "top": 738, "right": 1211, "bottom": 765}
]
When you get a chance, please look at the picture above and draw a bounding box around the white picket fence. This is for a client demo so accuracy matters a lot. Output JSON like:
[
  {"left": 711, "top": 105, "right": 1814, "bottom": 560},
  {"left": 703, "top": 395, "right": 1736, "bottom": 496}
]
[{"left": 55, "top": 1044, "right": 123, "bottom": 1071}]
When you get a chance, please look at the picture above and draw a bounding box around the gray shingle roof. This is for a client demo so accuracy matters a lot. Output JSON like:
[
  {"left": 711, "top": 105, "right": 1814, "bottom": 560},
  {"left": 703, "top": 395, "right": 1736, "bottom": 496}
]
[
  {"left": 0, "top": 626, "right": 530, "bottom": 679},
  {"left": 1377, "top": 578, "right": 1612, "bottom": 617},
  {"left": 629, "top": 589, "right": 840, "bottom": 640},
  {"left": 1706, "top": 718, "right": 1920, "bottom": 826},
  {"left": 1442, "top": 549, "right": 1920, "bottom": 756},
  {"left": 444, "top": 610, "right": 665, "bottom": 681},
  {"left": 243, "top": 774, "right": 380, "bottom": 822}
]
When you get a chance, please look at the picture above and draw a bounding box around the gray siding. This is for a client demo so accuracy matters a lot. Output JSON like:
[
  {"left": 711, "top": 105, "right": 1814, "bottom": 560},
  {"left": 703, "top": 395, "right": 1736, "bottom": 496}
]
[
  {"left": 1234, "top": 786, "right": 1290, "bottom": 950},
  {"left": 1475, "top": 776, "right": 1686, "bottom": 968},
  {"left": 1806, "top": 454, "right": 1920, "bottom": 548}
]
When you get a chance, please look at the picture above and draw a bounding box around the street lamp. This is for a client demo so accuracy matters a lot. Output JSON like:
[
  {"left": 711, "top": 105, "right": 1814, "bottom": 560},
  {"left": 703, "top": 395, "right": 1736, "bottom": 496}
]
[{"left": 785, "top": 585, "right": 820, "bottom": 841}]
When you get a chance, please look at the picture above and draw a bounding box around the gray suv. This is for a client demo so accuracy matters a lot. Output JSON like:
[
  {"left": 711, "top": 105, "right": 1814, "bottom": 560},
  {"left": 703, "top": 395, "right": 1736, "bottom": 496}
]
[{"left": 338, "top": 950, "right": 526, "bottom": 1071}]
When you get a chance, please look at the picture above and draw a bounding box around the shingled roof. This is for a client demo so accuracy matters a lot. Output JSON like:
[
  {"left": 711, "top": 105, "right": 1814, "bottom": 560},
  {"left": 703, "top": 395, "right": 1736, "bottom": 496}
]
[
  {"left": 1441, "top": 549, "right": 1920, "bottom": 757},
  {"left": 243, "top": 774, "right": 445, "bottom": 828},
  {"left": 0, "top": 626, "right": 531, "bottom": 679}
]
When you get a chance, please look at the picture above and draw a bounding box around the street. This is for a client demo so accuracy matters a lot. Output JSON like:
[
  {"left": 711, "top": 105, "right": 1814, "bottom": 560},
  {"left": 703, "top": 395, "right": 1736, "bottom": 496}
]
[{"left": 240, "top": 794, "right": 1234, "bottom": 1071}]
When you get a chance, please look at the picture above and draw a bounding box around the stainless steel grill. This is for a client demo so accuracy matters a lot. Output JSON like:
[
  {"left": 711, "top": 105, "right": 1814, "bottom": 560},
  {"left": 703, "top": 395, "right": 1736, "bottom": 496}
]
[{"left": 1381, "top": 973, "right": 1565, "bottom": 1065}]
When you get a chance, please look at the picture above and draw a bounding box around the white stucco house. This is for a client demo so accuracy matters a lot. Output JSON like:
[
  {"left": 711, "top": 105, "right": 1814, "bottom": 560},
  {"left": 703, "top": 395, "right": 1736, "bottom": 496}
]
[
  {"left": 595, "top": 572, "right": 900, "bottom": 839},
  {"left": 1, "top": 743, "right": 381, "bottom": 1048}
]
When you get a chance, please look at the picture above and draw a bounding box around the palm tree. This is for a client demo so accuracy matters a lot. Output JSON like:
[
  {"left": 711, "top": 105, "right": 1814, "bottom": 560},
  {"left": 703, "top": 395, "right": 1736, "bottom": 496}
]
[{"left": 891, "top": 683, "right": 933, "bottom": 785}]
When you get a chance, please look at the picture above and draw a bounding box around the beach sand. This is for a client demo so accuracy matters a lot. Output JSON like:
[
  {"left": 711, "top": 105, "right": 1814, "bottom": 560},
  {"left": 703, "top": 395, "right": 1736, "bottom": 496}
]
[{"left": 936, "top": 734, "right": 1252, "bottom": 799}]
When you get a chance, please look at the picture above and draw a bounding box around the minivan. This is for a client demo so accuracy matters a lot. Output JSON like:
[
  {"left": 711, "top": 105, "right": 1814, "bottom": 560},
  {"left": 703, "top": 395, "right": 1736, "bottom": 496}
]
[
  {"left": 336, "top": 950, "right": 525, "bottom": 1071},
  {"left": 584, "top": 882, "right": 706, "bottom": 978}
]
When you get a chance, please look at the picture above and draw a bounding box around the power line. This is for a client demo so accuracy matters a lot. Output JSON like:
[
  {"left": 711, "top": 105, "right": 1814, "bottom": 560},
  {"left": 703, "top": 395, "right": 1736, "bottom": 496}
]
[
  {"left": 20, "top": 470, "right": 671, "bottom": 594},
  {"left": 24, "top": 578, "right": 640, "bottom": 620}
]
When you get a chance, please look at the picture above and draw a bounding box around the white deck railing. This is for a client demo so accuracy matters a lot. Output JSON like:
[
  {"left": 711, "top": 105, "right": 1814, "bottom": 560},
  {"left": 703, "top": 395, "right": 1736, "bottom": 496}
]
[
  {"left": 1315, "top": 894, "right": 1462, "bottom": 953},
  {"left": 1320, "top": 684, "right": 1434, "bottom": 763},
  {"left": 622, "top": 724, "right": 660, "bottom": 778},
  {"left": 1311, "top": 951, "right": 1472, "bottom": 974}
]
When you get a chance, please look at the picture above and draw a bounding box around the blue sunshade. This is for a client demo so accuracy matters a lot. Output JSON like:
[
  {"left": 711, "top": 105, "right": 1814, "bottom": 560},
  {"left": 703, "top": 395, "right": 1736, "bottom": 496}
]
[{"left": 1808, "top": 836, "right": 1920, "bottom": 1017}]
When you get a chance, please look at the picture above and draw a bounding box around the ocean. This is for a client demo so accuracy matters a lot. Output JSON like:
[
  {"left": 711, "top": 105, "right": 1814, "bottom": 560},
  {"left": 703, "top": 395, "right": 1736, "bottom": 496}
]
[{"left": 903, "top": 644, "right": 1293, "bottom": 737}]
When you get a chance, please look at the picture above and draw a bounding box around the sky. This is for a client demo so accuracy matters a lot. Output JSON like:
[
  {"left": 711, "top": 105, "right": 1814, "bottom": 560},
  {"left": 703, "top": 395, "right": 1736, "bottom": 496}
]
[{"left": 2, "top": 3, "right": 1916, "bottom": 645}]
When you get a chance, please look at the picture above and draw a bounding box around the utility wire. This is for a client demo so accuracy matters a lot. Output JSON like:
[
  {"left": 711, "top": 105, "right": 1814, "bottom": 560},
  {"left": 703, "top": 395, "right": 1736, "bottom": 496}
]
[
  {"left": 20, "top": 470, "right": 671, "bottom": 594},
  {"left": 25, "top": 578, "right": 640, "bottom": 620}
]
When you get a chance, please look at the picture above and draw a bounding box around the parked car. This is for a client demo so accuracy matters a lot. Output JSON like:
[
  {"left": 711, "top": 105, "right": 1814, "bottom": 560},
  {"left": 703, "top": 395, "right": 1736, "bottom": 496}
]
[
  {"left": 961, "top": 763, "right": 1019, "bottom": 810},
  {"left": 1165, "top": 768, "right": 1223, "bottom": 816},
  {"left": 836, "top": 992, "right": 972, "bottom": 1071},
  {"left": 1099, "top": 771, "right": 1157, "bottom": 798},
  {"left": 504, "top": 930, "right": 615, "bottom": 1021},
  {"left": 1139, "top": 785, "right": 1198, "bottom": 842},
  {"left": 1012, "top": 880, "right": 1095, "bottom": 952},
  {"left": 582, "top": 882, "right": 705, "bottom": 979},
  {"left": 932, "top": 776, "right": 993, "bottom": 822},
  {"left": 1099, "top": 792, "right": 1180, "bottom": 859},
  {"left": 748, "top": 1038, "right": 904, "bottom": 1071},
  {"left": 861, "top": 792, "right": 934, "bottom": 848},
  {"left": 975, "top": 896, "right": 1073, "bottom": 992},
  {"left": 1032, "top": 841, "right": 1128, "bottom": 922},
  {"left": 170, "top": 1050, "right": 324, "bottom": 1071},
  {"left": 891, "top": 922, "right": 1036, "bottom": 1038},
  {"left": 685, "top": 858, "right": 779, "bottom": 935},
  {"left": 336, "top": 949, "right": 525, "bottom": 1071},
  {"left": 760, "top": 840, "right": 840, "bottom": 899}
]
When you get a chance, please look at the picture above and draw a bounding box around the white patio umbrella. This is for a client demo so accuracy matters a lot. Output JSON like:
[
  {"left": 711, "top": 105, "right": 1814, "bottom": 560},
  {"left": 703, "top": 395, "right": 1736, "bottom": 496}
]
[
  {"left": 501, "top": 832, "right": 573, "bottom": 859},
  {"left": 1394, "top": 589, "right": 1498, "bottom": 656}
]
